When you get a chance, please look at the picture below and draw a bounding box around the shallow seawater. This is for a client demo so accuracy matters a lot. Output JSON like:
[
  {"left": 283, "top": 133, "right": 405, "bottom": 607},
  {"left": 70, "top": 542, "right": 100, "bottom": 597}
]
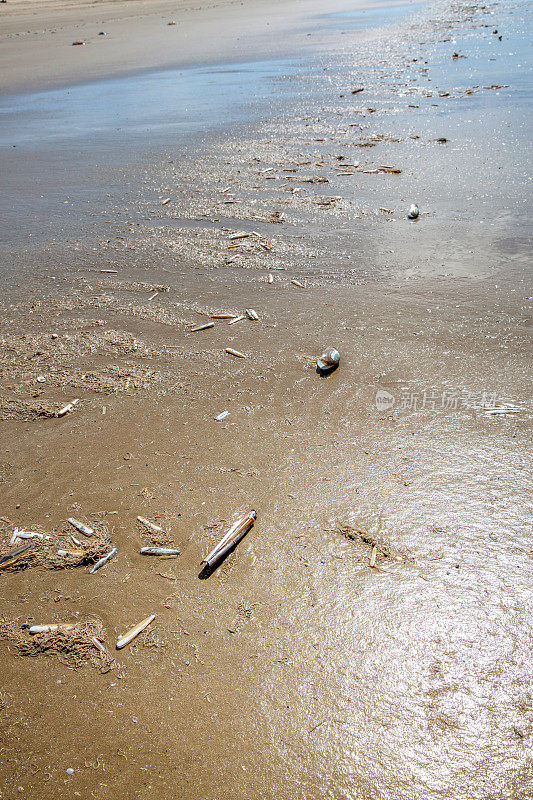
[
  {"left": 0, "top": 59, "right": 298, "bottom": 149},
  {"left": 317, "top": 0, "right": 422, "bottom": 30},
  {"left": 0, "top": 57, "right": 299, "bottom": 252}
]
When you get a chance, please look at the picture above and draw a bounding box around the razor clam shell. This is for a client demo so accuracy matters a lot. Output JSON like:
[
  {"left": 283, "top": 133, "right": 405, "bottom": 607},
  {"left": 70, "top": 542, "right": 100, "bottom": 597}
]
[
  {"left": 201, "top": 511, "right": 256, "bottom": 567},
  {"left": 91, "top": 636, "right": 107, "bottom": 655},
  {"left": 89, "top": 547, "right": 118, "bottom": 574},
  {"left": 140, "top": 547, "right": 181, "bottom": 556},
  {"left": 116, "top": 614, "right": 156, "bottom": 649},
  {"left": 191, "top": 322, "right": 215, "bottom": 332},
  {"left": 0, "top": 541, "right": 37, "bottom": 570},
  {"left": 225, "top": 348, "right": 247, "bottom": 358},
  {"left": 29, "top": 624, "right": 75, "bottom": 634},
  {"left": 68, "top": 518, "right": 94, "bottom": 536}
]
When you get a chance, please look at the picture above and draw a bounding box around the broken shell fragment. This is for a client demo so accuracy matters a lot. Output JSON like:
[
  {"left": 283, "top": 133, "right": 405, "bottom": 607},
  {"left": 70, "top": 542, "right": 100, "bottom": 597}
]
[
  {"left": 407, "top": 204, "right": 420, "bottom": 219},
  {"left": 13, "top": 531, "right": 43, "bottom": 541},
  {"left": 317, "top": 346, "right": 340, "bottom": 373},
  {"left": 201, "top": 510, "right": 256, "bottom": 568},
  {"left": 140, "top": 547, "right": 181, "bottom": 556},
  {"left": 245, "top": 309, "right": 259, "bottom": 320},
  {"left": 9, "top": 528, "right": 21, "bottom": 545},
  {"left": 57, "top": 399, "right": 79, "bottom": 417},
  {"left": 116, "top": 614, "right": 156, "bottom": 649},
  {"left": 137, "top": 516, "right": 164, "bottom": 533}
]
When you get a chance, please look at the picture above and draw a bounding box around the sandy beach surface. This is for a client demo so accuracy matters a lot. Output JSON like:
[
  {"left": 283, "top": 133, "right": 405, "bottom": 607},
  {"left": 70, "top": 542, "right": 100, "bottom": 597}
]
[{"left": 0, "top": 0, "right": 532, "bottom": 798}]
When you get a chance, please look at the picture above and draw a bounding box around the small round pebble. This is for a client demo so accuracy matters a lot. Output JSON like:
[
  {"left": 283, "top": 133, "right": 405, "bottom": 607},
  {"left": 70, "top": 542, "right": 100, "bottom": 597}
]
[{"left": 66, "top": 768, "right": 74, "bottom": 775}]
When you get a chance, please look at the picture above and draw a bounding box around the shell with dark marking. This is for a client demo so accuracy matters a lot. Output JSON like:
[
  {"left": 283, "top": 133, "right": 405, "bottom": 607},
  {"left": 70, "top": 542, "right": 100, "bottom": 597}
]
[{"left": 317, "top": 347, "right": 340, "bottom": 372}]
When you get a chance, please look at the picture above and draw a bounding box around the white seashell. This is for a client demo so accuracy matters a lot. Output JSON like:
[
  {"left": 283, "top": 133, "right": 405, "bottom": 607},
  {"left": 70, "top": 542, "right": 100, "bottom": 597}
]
[
  {"left": 140, "top": 547, "right": 181, "bottom": 556},
  {"left": 317, "top": 346, "right": 340, "bottom": 372},
  {"left": 407, "top": 204, "right": 420, "bottom": 219},
  {"left": 245, "top": 309, "right": 259, "bottom": 320}
]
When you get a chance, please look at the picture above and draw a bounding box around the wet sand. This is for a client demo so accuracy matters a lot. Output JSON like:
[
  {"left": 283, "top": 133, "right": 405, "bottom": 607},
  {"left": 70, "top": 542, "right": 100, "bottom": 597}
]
[{"left": 1, "top": 0, "right": 532, "bottom": 798}]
